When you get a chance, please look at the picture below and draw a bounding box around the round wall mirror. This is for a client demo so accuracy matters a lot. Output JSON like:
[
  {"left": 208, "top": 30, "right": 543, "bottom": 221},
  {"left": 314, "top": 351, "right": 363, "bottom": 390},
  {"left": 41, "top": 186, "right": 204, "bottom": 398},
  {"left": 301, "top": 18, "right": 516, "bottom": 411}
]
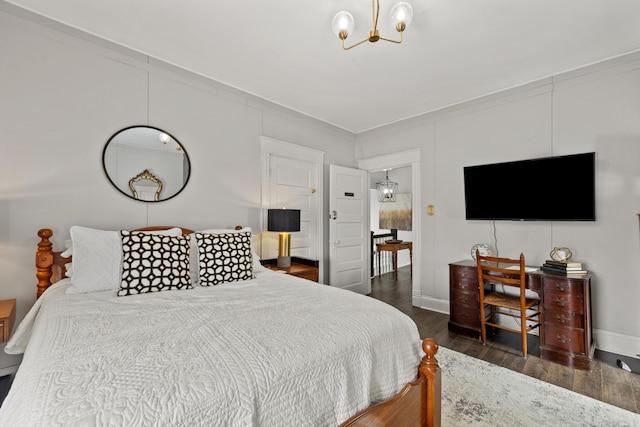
[{"left": 102, "top": 126, "right": 191, "bottom": 202}]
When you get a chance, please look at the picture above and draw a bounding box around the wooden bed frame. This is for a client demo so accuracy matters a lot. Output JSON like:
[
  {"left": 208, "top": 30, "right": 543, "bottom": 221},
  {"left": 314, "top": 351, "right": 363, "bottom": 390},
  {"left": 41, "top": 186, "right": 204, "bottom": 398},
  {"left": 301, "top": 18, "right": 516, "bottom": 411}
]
[{"left": 34, "top": 227, "right": 442, "bottom": 427}]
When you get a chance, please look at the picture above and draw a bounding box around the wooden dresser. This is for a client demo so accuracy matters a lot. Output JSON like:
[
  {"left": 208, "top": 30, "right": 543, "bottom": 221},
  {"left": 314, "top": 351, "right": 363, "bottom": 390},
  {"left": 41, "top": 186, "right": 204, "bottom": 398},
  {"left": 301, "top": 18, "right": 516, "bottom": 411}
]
[
  {"left": 449, "top": 260, "right": 595, "bottom": 370},
  {"left": 0, "top": 299, "right": 16, "bottom": 343}
]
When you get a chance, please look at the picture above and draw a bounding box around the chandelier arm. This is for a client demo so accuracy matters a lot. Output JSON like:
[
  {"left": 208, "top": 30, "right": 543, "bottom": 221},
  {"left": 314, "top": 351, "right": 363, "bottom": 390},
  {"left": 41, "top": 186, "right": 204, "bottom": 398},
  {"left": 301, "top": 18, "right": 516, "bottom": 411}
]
[
  {"left": 378, "top": 33, "right": 404, "bottom": 44},
  {"left": 372, "top": 0, "right": 380, "bottom": 31},
  {"left": 342, "top": 37, "right": 371, "bottom": 51}
]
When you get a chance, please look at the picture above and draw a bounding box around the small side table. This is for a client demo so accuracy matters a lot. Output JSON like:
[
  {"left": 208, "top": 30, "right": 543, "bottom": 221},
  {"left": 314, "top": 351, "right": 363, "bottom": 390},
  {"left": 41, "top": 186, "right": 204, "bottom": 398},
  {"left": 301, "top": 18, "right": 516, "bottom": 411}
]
[
  {"left": 0, "top": 299, "right": 16, "bottom": 343},
  {"left": 376, "top": 242, "right": 413, "bottom": 279},
  {"left": 262, "top": 257, "right": 319, "bottom": 282}
]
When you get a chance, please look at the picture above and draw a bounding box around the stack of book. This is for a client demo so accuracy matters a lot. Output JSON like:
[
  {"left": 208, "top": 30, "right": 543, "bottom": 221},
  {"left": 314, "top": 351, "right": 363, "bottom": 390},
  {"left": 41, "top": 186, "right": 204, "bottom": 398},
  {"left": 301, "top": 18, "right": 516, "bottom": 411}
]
[{"left": 540, "top": 260, "right": 588, "bottom": 275}]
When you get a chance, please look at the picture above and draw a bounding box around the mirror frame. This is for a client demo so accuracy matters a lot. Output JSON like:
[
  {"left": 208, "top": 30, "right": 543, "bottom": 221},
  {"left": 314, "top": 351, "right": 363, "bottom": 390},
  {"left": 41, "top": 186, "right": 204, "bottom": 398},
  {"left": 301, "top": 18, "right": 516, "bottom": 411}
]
[{"left": 102, "top": 125, "right": 191, "bottom": 202}]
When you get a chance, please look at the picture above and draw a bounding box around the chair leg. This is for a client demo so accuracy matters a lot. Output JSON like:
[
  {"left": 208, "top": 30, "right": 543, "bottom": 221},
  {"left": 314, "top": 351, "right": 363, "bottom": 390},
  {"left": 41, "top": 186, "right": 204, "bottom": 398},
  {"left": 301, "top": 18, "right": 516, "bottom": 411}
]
[
  {"left": 480, "top": 305, "right": 486, "bottom": 345},
  {"left": 490, "top": 306, "right": 496, "bottom": 336},
  {"left": 521, "top": 311, "right": 528, "bottom": 358}
]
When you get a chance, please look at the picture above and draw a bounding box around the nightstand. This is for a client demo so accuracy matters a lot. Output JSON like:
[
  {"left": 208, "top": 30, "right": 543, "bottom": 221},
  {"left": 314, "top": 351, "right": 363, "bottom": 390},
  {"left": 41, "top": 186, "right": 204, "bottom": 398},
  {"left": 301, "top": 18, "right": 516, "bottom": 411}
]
[
  {"left": 262, "top": 257, "right": 319, "bottom": 282},
  {"left": 0, "top": 300, "right": 15, "bottom": 343}
]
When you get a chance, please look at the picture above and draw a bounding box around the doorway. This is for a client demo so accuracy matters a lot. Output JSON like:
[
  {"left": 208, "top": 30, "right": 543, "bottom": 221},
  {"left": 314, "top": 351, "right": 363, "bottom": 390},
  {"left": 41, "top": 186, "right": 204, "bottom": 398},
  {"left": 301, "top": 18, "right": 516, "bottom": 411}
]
[
  {"left": 369, "top": 166, "right": 413, "bottom": 278},
  {"left": 260, "top": 136, "right": 325, "bottom": 282},
  {"left": 357, "top": 149, "right": 421, "bottom": 305}
]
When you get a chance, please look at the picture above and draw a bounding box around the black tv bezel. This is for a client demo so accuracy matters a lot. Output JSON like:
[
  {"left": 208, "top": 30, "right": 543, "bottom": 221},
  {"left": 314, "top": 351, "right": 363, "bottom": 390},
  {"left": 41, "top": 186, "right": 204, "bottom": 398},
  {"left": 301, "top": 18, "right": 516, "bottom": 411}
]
[{"left": 463, "top": 152, "right": 596, "bottom": 221}]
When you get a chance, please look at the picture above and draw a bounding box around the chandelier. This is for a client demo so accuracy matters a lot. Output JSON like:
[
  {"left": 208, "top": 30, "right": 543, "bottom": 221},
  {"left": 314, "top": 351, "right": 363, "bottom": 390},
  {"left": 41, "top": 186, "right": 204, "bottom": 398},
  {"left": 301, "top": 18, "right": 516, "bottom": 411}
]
[
  {"left": 159, "top": 132, "right": 182, "bottom": 151},
  {"left": 331, "top": 0, "right": 414, "bottom": 50},
  {"left": 376, "top": 170, "right": 398, "bottom": 202}
]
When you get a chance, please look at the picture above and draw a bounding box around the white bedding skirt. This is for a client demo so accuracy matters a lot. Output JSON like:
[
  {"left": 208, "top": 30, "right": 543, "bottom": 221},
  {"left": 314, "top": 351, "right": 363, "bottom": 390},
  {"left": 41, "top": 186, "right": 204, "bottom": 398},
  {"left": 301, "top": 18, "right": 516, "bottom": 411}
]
[{"left": 0, "top": 270, "right": 422, "bottom": 426}]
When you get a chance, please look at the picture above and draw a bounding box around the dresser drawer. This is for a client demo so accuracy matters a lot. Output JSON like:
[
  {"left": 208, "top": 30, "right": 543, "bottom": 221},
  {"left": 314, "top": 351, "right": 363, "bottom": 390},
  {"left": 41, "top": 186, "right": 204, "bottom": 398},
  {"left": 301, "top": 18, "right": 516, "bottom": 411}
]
[
  {"left": 543, "top": 324, "right": 586, "bottom": 354},
  {"left": 544, "top": 293, "right": 584, "bottom": 313},
  {"left": 450, "top": 304, "right": 480, "bottom": 328},
  {"left": 452, "top": 266, "right": 477, "bottom": 282},
  {"left": 544, "top": 308, "right": 584, "bottom": 328},
  {"left": 451, "top": 277, "right": 478, "bottom": 293},
  {"left": 451, "top": 288, "right": 477, "bottom": 307},
  {"left": 542, "top": 277, "right": 584, "bottom": 295}
]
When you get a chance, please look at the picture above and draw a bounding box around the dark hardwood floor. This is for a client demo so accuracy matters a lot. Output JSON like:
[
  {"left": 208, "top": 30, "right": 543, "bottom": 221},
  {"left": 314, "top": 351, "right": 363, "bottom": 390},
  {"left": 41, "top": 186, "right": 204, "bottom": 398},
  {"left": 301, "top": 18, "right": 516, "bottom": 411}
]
[{"left": 369, "top": 266, "right": 640, "bottom": 415}]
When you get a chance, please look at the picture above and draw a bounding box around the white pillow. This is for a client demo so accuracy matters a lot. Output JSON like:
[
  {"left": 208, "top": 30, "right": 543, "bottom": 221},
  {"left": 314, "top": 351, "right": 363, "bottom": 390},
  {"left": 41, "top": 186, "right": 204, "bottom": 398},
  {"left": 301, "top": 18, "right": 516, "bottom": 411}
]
[
  {"left": 65, "top": 226, "right": 184, "bottom": 294},
  {"left": 63, "top": 227, "right": 182, "bottom": 258},
  {"left": 251, "top": 250, "right": 266, "bottom": 273},
  {"left": 66, "top": 226, "right": 121, "bottom": 294}
]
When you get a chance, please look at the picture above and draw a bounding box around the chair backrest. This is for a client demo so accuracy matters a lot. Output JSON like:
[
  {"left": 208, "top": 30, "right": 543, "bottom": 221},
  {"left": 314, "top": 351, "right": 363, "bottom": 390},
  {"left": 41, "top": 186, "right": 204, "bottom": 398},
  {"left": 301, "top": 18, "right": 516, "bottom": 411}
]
[{"left": 476, "top": 252, "right": 526, "bottom": 294}]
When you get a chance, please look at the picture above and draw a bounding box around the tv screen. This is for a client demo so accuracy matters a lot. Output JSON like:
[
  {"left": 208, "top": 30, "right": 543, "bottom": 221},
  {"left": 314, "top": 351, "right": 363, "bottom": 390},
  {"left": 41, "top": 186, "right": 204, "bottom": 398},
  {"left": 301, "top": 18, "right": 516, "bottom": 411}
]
[{"left": 463, "top": 152, "right": 596, "bottom": 221}]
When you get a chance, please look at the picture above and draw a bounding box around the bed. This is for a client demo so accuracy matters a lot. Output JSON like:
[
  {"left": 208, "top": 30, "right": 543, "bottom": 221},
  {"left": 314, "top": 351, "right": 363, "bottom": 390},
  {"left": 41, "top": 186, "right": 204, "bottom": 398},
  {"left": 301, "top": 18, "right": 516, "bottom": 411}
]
[{"left": 0, "top": 226, "right": 441, "bottom": 426}]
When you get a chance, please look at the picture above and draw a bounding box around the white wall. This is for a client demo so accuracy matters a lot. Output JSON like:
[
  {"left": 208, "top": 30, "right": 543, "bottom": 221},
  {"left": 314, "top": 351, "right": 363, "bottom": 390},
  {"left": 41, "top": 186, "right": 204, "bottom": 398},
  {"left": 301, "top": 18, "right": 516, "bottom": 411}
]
[
  {"left": 356, "top": 54, "right": 640, "bottom": 358},
  {"left": 0, "top": 5, "right": 356, "bottom": 326}
]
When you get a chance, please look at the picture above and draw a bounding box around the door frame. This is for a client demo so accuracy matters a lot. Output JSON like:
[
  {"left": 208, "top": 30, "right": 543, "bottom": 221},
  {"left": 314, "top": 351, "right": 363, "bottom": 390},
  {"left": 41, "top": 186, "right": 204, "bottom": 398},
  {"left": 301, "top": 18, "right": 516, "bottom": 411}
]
[
  {"left": 357, "top": 149, "right": 421, "bottom": 304},
  {"left": 260, "top": 136, "right": 325, "bottom": 282}
]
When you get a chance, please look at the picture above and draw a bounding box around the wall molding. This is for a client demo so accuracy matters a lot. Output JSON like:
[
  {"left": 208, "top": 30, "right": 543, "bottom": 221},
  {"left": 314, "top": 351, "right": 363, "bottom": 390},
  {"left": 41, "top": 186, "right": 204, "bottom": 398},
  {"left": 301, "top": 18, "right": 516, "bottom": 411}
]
[
  {"left": 414, "top": 295, "right": 449, "bottom": 315},
  {"left": 593, "top": 328, "right": 640, "bottom": 359}
]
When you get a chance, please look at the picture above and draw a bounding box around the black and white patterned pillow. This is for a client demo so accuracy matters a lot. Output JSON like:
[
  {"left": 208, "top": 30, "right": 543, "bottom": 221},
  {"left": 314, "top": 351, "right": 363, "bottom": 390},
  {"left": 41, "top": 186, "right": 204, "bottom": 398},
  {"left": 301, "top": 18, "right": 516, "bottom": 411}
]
[
  {"left": 196, "top": 231, "right": 253, "bottom": 286},
  {"left": 118, "top": 230, "right": 192, "bottom": 296}
]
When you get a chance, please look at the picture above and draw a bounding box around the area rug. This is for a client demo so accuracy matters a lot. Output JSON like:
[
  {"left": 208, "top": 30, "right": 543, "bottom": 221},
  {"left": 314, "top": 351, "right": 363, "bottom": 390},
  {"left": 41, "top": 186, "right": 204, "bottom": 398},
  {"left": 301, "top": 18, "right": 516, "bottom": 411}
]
[{"left": 437, "top": 346, "right": 640, "bottom": 426}]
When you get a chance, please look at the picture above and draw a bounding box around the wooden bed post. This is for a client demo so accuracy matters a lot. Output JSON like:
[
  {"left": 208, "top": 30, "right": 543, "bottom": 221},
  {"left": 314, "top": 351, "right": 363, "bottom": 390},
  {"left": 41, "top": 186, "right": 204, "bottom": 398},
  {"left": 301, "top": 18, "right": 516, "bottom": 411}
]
[
  {"left": 420, "top": 338, "right": 441, "bottom": 427},
  {"left": 36, "top": 228, "right": 54, "bottom": 299}
]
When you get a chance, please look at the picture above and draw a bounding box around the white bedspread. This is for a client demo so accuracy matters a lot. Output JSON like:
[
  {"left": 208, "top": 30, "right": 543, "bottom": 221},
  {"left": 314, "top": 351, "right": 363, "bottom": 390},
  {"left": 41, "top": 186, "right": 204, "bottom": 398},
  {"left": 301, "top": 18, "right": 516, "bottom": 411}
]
[{"left": 0, "top": 271, "right": 422, "bottom": 426}]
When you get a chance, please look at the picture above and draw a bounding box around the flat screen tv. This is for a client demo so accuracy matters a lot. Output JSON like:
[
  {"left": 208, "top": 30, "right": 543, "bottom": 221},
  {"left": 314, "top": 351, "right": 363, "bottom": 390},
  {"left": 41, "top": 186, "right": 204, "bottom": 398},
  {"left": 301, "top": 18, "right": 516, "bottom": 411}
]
[{"left": 463, "top": 152, "right": 596, "bottom": 221}]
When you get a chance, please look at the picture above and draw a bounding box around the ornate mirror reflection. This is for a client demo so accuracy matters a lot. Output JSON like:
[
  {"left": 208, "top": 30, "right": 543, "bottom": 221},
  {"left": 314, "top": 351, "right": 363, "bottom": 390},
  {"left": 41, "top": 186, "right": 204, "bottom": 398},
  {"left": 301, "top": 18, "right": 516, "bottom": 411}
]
[{"left": 102, "top": 126, "right": 191, "bottom": 202}]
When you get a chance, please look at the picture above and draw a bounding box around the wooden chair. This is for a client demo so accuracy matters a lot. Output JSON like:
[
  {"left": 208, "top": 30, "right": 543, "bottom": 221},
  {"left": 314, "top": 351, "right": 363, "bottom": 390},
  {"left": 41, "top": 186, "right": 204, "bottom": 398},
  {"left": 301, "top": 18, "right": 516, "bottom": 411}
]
[{"left": 476, "top": 251, "right": 541, "bottom": 358}]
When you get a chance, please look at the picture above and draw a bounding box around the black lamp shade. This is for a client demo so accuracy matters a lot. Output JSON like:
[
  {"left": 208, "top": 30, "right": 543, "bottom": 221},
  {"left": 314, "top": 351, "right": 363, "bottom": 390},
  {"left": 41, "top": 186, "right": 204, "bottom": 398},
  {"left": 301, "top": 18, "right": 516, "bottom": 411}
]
[{"left": 268, "top": 209, "right": 301, "bottom": 232}]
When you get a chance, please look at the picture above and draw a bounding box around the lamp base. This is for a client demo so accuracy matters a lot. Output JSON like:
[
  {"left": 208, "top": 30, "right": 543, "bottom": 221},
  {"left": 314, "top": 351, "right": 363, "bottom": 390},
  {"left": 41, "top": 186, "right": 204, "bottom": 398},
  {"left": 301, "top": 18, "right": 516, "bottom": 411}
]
[
  {"left": 277, "top": 256, "right": 292, "bottom": 268},
  {"left": 277, "top": 232, "right": 292, "bottom": 268}
]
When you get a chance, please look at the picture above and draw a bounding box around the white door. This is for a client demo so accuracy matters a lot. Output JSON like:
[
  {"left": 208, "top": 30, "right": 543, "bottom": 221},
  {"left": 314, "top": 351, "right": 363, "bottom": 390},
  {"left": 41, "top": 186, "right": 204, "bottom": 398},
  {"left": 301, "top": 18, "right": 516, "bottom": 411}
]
[
  {"left": 329, "top": 165, "right": 369, "bottom": 294},
  {"left": 266, "top": 155, "right": 319, "bottom": 260}
]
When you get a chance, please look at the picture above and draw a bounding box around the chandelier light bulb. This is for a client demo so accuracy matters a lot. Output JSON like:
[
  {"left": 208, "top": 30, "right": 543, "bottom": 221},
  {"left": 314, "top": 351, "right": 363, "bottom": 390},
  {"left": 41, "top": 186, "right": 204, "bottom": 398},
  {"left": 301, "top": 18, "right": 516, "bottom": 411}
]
[
  {"left": 390, "top": 2, "right": 414, "bottom": 32},
  {"left": 159, "top": 132, "right": 170, "bottom": 144},
  {"left": 332, "top": 11, "right": 355, "bottom": 40}
]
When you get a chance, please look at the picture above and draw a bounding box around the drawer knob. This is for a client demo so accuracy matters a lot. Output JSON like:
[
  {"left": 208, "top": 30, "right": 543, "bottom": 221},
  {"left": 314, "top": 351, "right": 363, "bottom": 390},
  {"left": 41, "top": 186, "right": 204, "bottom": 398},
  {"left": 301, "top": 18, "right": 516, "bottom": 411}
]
[
  {"left": 555, "top": 297, "right": 569, "bottom": 307},
  {"left": 458, "top": 283, "right": 468, "bottom": 290},
  {"left": 460, "top": 312, "right": 469, "bottom": 319},
  {"left": 556, "top": 334, "right": 572, "bottom": 344},
  {"left": 555, "top": 314, "right": 569, "bottom": 323},
  {"left": 458, "top": 295, "right": 468, "bottom": 303},
  {"left": 555, "top": 283, "right": 568, "bottom": 292}
]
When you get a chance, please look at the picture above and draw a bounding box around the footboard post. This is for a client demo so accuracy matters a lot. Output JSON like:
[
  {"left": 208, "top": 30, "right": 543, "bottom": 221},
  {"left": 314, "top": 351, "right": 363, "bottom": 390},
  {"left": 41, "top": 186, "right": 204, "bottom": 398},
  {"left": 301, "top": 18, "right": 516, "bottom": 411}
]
[
  {"left": 36, "top": 228, "right": 54, "bottom": 299},
  {"left": 420, "top": 338, "right": 441, "bottom": 427}
]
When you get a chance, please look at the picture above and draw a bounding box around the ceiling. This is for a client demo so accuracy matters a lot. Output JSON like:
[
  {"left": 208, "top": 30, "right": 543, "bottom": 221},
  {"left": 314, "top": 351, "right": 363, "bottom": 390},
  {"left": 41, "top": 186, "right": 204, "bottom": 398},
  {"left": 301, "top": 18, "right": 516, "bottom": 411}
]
[{"left": 7, "top": 0, "right": 640, "bottom": 133}]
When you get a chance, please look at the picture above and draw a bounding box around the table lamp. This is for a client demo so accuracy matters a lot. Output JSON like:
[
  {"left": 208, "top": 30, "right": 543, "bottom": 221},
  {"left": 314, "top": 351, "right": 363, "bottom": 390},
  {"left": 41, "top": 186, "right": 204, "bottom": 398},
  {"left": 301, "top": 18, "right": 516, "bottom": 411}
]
[{"left": 268, "top": 208, "right": 301, "bottom": 268}]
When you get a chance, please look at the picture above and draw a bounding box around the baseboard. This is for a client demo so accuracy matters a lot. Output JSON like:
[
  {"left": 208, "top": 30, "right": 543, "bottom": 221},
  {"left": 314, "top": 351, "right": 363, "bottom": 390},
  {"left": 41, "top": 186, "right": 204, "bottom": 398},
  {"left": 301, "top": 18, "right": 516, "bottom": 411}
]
[
  {"left": 413, "top": 295, "right": 449, "bottom": 315},
  {"left": 594, "top": 329, "right": 640, "bottom": 359}
]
